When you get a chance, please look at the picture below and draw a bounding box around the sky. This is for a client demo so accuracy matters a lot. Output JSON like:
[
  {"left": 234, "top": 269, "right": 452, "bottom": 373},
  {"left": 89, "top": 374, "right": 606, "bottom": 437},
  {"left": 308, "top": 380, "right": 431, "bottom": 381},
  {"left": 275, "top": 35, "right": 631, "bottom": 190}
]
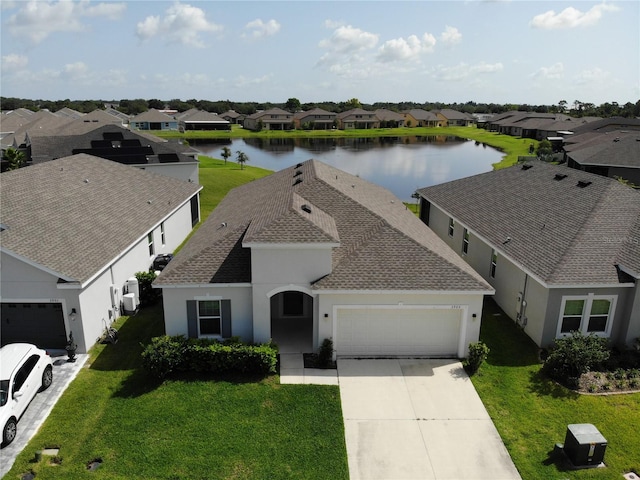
[{"left": 1, "top": 0, "right": 638, "bottom": 106}]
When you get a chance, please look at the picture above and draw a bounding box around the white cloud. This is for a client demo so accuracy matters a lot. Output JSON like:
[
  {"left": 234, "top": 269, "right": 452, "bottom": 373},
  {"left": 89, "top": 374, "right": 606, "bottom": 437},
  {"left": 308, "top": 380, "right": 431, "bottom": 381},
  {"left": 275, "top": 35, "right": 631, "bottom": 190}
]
[
  {"left": 532, "top": 62, "right": 564, "bottom": 80},
  {"left": 244, "top": 19, "right": 281, "bottom": 39},
  {"left": 440, "top": 26, "right": 462, "bottom": 46},
  {"left": 319, "top": 25, "right": 378, "bottom": 53},
  {"left": 2, "top": 53, "right": 29, "bottom": 70},
  {"left": 530, "top": 2, "right": 619, "bottom": 29},
  {"left": 6, "top": 0, "right": 126, "bottom": 44},
  {"left": 136, "top": 3, "right": 222, "bottom": 47},
  {"left": 573, "top": 67, "right": 610, "bottom": 85},
  {"left": 435, "top": 62, "right": 503, "bottom": 81},
  {"left": 377, "top": 33, "right": 436, "bottom": 62}
]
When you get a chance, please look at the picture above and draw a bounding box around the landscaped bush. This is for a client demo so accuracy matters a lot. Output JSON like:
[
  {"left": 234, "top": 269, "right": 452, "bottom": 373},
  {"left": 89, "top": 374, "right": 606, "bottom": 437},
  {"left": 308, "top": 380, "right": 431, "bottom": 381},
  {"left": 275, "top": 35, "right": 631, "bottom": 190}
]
[
  {"left": 141, "top": 335, "right": 278, "bottom": 379},
  {"left": 317, "top": 338, "right": 334, "bottom": 368},
  {"left": 542, "top": 331, "right": 610, "bottom": 388},
  {"left": 464, "top": 341, "right": 490, "bottom": 375}
]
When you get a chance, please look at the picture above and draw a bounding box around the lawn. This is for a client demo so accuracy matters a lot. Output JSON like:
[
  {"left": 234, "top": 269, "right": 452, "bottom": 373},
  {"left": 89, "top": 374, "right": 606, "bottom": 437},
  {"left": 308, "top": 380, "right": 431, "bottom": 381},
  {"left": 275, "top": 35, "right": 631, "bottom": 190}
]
[
  {"left": 473, "top": 300, "right": 640, "bottom": 480},
  {"left": 5, "top": 305, "right": 349, "bottom": 480}
]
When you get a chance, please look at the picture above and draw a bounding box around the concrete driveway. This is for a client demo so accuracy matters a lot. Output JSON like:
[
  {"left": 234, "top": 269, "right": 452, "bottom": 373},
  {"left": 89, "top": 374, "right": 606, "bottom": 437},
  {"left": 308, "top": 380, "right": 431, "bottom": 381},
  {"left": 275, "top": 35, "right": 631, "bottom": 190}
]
[{"left": 338, "top": 358, "right": 521, "bottom": 480}]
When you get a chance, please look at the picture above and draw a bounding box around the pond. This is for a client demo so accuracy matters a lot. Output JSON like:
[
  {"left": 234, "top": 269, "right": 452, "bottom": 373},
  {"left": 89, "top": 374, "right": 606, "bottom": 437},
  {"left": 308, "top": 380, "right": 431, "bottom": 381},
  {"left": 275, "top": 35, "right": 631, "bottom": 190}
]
[{"left": 189, "top": 136, "right": 503, "bottom": 202}]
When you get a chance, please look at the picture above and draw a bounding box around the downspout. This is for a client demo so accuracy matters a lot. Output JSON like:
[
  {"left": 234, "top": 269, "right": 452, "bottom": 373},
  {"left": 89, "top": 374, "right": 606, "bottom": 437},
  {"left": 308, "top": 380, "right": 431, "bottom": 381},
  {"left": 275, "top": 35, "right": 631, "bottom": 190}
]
[{"left": 517, "top": 274, "right": 529, "bottom": 327}]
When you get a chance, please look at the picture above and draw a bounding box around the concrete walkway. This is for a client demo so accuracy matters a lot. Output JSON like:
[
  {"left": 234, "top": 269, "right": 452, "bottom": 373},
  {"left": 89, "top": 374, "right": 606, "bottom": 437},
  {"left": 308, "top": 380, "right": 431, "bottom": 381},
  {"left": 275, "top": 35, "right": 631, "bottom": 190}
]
[
  {"left": 279, "top": 353, "right": 338, "bottom": 385},
  {"left": 338, "top": 358, "right": 521, "bottom": 480}
]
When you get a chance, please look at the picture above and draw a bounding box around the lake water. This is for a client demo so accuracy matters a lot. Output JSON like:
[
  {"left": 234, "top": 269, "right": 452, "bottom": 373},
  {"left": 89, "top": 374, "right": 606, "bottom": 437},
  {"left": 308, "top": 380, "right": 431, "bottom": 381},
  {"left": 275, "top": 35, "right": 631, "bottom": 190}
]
[{"left": 190, "top": 136, "right": 503, "bottom": 202}]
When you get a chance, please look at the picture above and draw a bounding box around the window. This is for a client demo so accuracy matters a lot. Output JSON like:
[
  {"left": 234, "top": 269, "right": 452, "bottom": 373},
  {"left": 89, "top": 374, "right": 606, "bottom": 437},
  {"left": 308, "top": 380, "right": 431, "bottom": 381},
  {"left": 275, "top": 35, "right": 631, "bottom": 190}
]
[
  {"left": 462, "top": 229, "right": 470, "bottom": 255},
  {"left": 448, "top": 218, "right": 454, "bottom": 237},
  {"left": 198, "top": 300, "right": 221, "bottom": 336},
  {"left": 147, "top": 232, "right": 154, "bottom": 256},
  {"left": 557, "top": 295, "right": 616, "bottom": 337},
  {"left": 160, "top": 222, "right": 166, "bottom": 245},
  {"left": 490, "top": 250, "right": 497, "bottom": 278}
]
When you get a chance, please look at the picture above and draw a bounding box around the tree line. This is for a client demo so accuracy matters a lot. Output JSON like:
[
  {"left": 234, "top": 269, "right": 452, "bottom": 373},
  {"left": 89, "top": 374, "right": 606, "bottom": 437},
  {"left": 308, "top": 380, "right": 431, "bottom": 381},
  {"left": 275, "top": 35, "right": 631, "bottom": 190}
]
[{"left": 2, "top": 96, "right": 639, "bottom": 119}]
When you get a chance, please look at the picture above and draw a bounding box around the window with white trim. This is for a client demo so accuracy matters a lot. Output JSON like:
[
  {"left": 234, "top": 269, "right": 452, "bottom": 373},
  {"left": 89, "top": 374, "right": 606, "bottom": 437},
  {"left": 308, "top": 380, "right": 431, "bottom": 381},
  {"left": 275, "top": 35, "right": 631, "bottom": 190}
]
[
  {"left": 490, "top": 250, "right": 497, "bottom": 278},
  {"left": 462, "top": 228, "right": 470, "bottom": 255},
  {"left": 557, "top": 295, "right": 616, "bottom": 337},
  {"left": 198, "top": 300, "right": 221, "bottom": 336},
  {"left": 160, "top": 222, "right": 166, "bottom": 245},
  {"left": 147, "top": 232, "right": 154, "bottom": 256},
  {"left": 448, "top": 218, "right": 454, "bottom": 237}
]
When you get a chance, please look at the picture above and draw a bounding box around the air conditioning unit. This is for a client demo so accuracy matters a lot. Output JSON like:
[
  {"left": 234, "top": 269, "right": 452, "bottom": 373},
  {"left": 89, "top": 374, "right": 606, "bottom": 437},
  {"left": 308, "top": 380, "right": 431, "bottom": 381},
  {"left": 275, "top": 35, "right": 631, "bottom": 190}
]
[
  {"left": 563, "top": 424, "right": 607, "bottom": 467},
  {"left": 123, "top": 293, "right": 137, "bottom": 315}
]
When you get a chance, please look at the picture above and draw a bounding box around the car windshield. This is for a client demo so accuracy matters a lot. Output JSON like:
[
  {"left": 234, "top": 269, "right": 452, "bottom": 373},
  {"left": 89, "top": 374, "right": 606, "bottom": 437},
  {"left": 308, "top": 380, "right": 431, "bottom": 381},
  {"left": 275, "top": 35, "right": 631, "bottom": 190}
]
[{"left": 0, "top": 380, "right": 9, "bottom": 407}]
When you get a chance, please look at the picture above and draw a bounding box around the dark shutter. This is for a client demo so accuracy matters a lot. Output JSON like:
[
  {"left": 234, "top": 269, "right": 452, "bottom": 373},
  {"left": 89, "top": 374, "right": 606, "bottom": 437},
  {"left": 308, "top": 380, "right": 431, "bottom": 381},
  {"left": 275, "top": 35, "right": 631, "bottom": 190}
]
[
  {"left": 221, "top": 300, "right": 232, "bottom": 338},
  {"left": 186, "top": 300, "right": 198, "bottom": 338}
]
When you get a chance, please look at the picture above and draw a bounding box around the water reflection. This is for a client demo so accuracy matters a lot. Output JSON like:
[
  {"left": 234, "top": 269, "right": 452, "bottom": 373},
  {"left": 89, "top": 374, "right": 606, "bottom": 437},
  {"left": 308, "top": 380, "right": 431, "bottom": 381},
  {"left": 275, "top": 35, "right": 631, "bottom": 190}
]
[{"left": 190, "top": 136, "right": 502, "bottom": 201}]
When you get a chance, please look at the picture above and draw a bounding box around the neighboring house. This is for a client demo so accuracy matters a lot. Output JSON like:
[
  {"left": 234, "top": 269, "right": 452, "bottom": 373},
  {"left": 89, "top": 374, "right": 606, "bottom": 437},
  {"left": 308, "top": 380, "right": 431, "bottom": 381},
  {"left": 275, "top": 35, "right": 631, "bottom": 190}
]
[
  {"left": 417, "top": 159, "right": 640, "bottom": 350},
  {"left": 402, "top": 109, "right": 441, "bottom": 127},
  {"left": 0, "top": 154, "right": 202, "bottom": 353},
  {"left": 337, "top": 108, "right": 379, "bottom": 130},
  {"left": 130, "top": 109, "right": 178, "bottom": 131},
  {"left": 374, "top": 109, "right": 405, "bottom": 128},
  {"left": 244, "top": 108, "right": 294, "bottom": 131},
  {"left": 27, "top": 124, "right": 200, "bottom": 183},
  {"left": 433, "top": 109, "right": 475, "bottom": 127},
  {"left": 154, "top": 159, "right": 493, "bottom": 358},
  {"left": 176, "top": 109, "right": 230, "bottom": 131},
  {"left": 293, "top": 108, "right": 337, "bottom": 130},
  {"left": 564, "top": 132, "right": 640, "bottom": 186},
  {"left": 219, "top": 110, "right": 245, "bottom": 125}
]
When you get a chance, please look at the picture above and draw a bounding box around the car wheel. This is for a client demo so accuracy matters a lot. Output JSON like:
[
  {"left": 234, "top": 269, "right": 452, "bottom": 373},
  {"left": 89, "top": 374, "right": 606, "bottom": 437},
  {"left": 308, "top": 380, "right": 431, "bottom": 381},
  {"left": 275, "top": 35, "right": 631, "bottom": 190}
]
[
  {"left": 41, "top": 365, "right": 53, "bottom": 390},
  {"left": 2, "top": 418, "right": 17, "bottom": 447}
]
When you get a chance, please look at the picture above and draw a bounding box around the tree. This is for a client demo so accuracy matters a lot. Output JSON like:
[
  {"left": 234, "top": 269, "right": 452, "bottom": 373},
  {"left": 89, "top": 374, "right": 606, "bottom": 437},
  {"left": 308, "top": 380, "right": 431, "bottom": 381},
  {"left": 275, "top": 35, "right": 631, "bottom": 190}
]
[
  {"left": 536, "top": 139, "right": 553, "bottom": 161},
  {"left": 3, "top": 147, "right": 26, "bottom": 170},
  {"left": 236, "top": 150, "right": 249, "bottom": 170},
  {"left": 221, "top": 146, "right": 232, "bottom": 165},
  {"left": 284, "top": 97, "right": 301, "bottom": 113},
  {"left": 148, "top": 99, "right": 164, "bottom": 110}
]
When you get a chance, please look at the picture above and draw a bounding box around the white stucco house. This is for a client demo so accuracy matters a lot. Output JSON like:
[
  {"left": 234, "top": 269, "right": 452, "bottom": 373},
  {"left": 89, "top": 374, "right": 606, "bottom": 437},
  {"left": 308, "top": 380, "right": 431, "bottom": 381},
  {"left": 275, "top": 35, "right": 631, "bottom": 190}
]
[
  {"left": 154, "top": 159, "right": 493, "bottom": 358},
  {"left": 0, "top": 154, "right": 202, "bottom": 353},
  {"left": 417, "top": 159, "right": 640, "bottom": 349}
]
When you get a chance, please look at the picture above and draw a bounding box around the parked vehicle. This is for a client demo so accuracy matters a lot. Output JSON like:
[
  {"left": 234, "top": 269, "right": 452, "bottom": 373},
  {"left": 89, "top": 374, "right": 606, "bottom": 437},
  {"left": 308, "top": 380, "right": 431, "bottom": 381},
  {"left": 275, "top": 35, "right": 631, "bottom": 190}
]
[{"left": 0, "top": 343, "right": 53, "bottom": 447}]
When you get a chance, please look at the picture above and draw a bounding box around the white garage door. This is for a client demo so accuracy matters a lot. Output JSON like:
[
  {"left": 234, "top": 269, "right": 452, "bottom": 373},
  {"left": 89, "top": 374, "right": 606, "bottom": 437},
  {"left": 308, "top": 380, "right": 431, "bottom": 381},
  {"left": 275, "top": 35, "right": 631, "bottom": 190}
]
[{"left": 336, "top": 307, "right": 462, "bottom": 357}]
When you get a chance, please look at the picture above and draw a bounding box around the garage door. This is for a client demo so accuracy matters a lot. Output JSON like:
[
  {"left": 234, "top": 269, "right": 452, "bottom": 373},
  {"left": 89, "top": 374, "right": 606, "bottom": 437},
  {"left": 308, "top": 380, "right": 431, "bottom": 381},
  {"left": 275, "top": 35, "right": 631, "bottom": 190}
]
[
  {"left": 0, "top": 303, "right": 67, "bottom": 349},
  {"left": 335, "top": 307, "right": 461, "bottom": 357}
]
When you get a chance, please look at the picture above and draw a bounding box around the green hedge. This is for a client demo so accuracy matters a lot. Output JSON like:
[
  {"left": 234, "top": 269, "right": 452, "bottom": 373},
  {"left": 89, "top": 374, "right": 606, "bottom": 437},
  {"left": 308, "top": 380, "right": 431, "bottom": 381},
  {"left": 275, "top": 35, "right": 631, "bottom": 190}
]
[{"left": 141, "top": 335, "right": 278, "bottom": 379}]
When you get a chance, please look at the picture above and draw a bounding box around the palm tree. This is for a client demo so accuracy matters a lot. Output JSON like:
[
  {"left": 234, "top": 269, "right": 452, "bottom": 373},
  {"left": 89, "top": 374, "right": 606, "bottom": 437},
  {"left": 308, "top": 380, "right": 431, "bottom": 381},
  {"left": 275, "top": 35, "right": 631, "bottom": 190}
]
[
  {"left": 221, "top": 146, "right": 232, "bottom": 165},
  {"left": 3, "top": 147, "right": 26, "bottom": 170},
  {"left": 236, "top": 150, "right": 249, "bottom": 170}
]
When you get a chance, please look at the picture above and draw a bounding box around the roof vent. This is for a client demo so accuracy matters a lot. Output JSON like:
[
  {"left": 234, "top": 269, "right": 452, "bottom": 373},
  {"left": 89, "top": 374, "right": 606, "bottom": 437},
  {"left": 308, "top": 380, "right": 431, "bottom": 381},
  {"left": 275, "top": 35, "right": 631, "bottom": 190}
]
[
  {"left": 294, "top": 170, "right": 302, "bottom": 177},
  {"left": 577, "top": 180, "right": 592, "bottom": 188},
  {"left": 295, "top": 163, "right": 303, "bottom": 168},
  {"left": 521, "top": 164, "right": 533, "bottom": 170},
  {"left": 293, "top": 178, "right": 303, "bottom": 186},
  {"left": 554, "top": 173, "right": 568, "bottom": 181},
  {"left": 301, "top": 204, "right": 312, "bottom": 214}
]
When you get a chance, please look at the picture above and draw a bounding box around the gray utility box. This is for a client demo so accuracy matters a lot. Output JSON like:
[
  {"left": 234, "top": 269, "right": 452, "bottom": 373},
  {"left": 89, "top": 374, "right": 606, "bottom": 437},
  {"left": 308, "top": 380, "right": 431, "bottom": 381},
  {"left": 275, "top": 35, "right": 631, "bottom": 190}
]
[{"left": 564, "top": 424, "right": 607, "bottom": 467}]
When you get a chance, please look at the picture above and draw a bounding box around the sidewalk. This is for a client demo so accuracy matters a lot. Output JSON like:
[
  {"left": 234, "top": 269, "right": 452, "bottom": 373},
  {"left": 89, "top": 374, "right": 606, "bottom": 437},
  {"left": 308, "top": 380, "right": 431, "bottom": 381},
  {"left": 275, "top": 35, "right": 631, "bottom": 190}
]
[{"left": 279, "top": 353, "right": 338, "bottom": 385}]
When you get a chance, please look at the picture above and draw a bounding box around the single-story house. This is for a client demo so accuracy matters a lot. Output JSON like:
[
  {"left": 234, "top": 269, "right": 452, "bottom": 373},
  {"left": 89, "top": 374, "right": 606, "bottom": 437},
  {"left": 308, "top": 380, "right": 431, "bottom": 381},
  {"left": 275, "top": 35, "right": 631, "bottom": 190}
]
[
  {"left": 0, "top": 154, "right": 202, "bottom": 353},
  {"left": 417, "top": 159, "right": 640, "bottom": 349},
  {"left": 293, "top": 108, "right": 337, "bottom": 130},
  {"left": 154, "top": 159, "right": 493, "bottom": 358},
  {"left": 176, "top": 109, "right": 230, "bottom": 131},
  {"left": 375, "top": 109, "right": 405, "bottom": 128},
  {"left": 244, "top": 108, "right": 294, "bottom": 131},
  {"left": 219, "top": 110, "right": 246, "bottom": 125},
  {"left": 401, "top": 109, "right": 441, "bottom": 128},
  {"left": 336, "top": 109, "right": 379, "bottom": 130},
  {"left": 130, "top": 109, "right": 178, "bottom": 131},
  {"left": 433, "top": 109, "right": 475, "bottom": 127}
]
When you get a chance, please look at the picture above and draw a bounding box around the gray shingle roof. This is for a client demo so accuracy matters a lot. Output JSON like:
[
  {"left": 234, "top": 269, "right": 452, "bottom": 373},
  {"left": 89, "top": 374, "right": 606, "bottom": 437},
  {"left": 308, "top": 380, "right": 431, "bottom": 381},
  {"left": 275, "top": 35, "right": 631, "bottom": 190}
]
[
  {"left": 567, "top": 134, "right": 640, "bottom": 168},
  {"left": 0, "top": 154, "right": 201, "bottom": 284},
  {"left": 156, "top": 159, "right": 491, "bottom": 292},
  {"left": 418, "top": 160, "right": 640, "bottom": 286}
]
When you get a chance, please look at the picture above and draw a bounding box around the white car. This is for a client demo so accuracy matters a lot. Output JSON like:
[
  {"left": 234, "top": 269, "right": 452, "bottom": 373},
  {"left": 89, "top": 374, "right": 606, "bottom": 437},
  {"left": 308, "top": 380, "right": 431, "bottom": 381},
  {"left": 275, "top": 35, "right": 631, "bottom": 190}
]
[{"left": 0, "top": 343, "right": 53, "bottom": 447}]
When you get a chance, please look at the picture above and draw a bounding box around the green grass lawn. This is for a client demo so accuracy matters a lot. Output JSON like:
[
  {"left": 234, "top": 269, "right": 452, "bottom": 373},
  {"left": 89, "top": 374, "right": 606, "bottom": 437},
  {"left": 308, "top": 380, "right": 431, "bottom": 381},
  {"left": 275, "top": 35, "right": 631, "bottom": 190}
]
[
  {"left": 155, "top": 124, "right": 535, "bottom": 169},
  {"left": 473, "top": 300, "right": 640, "bottom": 480},
  {"left": 6, "top": 305, "right": 348, "bottom": 480}
]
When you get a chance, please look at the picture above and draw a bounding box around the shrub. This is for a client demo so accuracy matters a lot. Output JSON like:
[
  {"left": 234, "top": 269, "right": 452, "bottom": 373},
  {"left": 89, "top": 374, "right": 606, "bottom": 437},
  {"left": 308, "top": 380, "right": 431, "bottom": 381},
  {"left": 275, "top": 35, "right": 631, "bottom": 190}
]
[
  {"left": 542, "top": 331, "right": 610, "bottom": 386},
  {"left": 317, "top": 338, "right": 334, "bottom": 368},
  {"left": 464, "top": 341, "right": 490, "bottom": 375},
  {"left": 141, "top": 335, "right": 277, "bottom": 379},
  {"left": 135, "top": 271, "right": 160, "bottom": 307}
]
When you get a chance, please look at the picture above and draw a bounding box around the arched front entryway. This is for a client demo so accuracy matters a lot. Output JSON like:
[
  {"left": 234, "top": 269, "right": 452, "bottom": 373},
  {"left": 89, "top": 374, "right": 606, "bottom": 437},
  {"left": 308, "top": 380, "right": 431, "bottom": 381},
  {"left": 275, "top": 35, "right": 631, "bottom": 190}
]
[{"left": 270, "top": 290, "right": 313, "bottom": 353}]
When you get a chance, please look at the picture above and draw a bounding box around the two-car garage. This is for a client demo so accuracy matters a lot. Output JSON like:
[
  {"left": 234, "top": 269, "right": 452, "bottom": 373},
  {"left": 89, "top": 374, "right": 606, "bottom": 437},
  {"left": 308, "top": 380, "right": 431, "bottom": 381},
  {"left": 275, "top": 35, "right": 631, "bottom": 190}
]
[{"left": 334, "top": 306, "right": 466, "bottom": 358}]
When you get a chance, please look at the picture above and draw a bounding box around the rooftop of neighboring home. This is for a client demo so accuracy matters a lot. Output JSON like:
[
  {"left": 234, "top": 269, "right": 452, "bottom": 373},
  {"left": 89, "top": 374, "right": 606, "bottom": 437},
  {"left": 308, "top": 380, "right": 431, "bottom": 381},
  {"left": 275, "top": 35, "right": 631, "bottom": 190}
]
[
  {"left": 565, "top": 131, "right": 640, "bottom": 168},
  {"left": 155, "top": 159, "right": 492, "bottom": 293},
  {"left": 402, "top": 109, "right": 439, "bottom": 121},
  {"left": 418, "top": 159, "right": 640, "bottom": 286},
  {"left": 375, "top": 109, "right": 404, "bottom": 121},
  {"left": 293, "top": 108, "right": 336, "bottom": 119},
  {"left": 246, "top": 108, "right": 293, "bottom": 119},
  {"left": 130, "top": 108, "right": 177, "bottom": 124},
  {"left": 0, "top": 154, "right": 201, "bottom": 285},
  {"left": 176, "top": 109, "right": 229, "bottom": 124},
  {"left": 433, "top": 109, "right": 474, "bottom": 121}
]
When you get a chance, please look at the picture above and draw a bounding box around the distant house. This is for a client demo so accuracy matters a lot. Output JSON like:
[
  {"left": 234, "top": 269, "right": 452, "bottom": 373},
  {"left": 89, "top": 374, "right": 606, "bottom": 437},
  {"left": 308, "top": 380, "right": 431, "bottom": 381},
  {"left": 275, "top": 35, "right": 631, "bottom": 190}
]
[
  {"left": 402, "top": 109, "right": 441, "bottom": 127},
  {"left": 176, "top": 109, "right": 230, "bottom": 131},
  {"left": 0, "top": 154, "right": 202, "bottom": 353},
  {"left": 130, "top": 109, "right": 178, "bottom": 131},
  {"left": 433, "top": 109, "right": 475, "bottom": 127},
  {"left": 417, "top": 160, "right": 640, "bottom": 349},
  {"left": 293, "top": 108, "right": 337, "bottom": 130},
  {"left": 336, "top": 108, "right": 378, "bottom": 129},
  {"left": 220, "top": 110, "right": 246, "bottom": 125},
  {"left": 374, "top": 109, "right": 405, "bottom": 128},
  {"left": 244, "top": 108, "right": 294, "bottom": 131},
  {"left": 155, "top": 159, "right": 492, "bottom": 358}
]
